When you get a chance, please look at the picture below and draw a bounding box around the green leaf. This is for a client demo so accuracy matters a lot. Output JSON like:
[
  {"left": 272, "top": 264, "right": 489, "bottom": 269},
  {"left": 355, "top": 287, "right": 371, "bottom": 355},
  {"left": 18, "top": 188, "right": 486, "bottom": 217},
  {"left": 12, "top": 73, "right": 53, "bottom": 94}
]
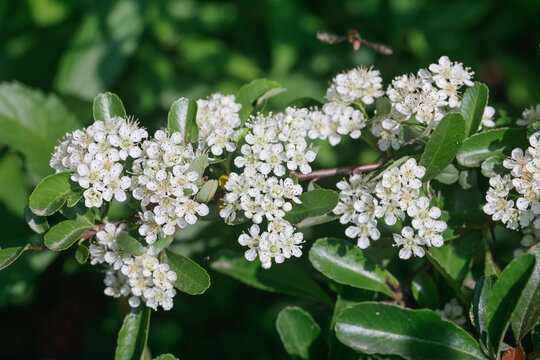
[
  {"left": 412, "top": 272, "right": 439, "bottom": 309},
  {"left": 0, "top": 82, "right": 81, "bottom": 178},
  {"left": 419, "top": 112, "right": 466, "bottom": 179},
  {"left": 460, "top": 82, "right": 489, "bottom": 136},
  {"left": 434, "top": 164, "right": 460, "bottom": 185},
  {"left": 153, "top": 355, "right": 179, "bottom": 360},
  {"left": 456, "top": 128, "right": 527, "bottom": 167},
  {"left": 210, "top": 252, "right": 332, "bottom": 306},
  {"left": 283, "top": 189, "right": 339, "bottom": 225},
  {"left": 375, "top": 96, "right": 392, "bottom": 117},
  {"left": 471, "top": 275, "right": 496, "bottom": 353},
  {"left": 168, "top": 97, "right": 199, "bottom": 144},
  {"left": 187, "top": 154, "right": 208, "bottom": 187},
  {"left": 236, "top": 79, "right": 285, "bottom": 123},
  {"left": 195, "top": 180, "right": 218, "bottom": 203},
  {"left": 44, "top": 219, "right": 92, "bottom": 251},
  {"left": 481, "top": 156, "right": 505, "bottom": 178},
  {"left": 335, "top": 302, "right": 487, "bottom": 360},
  {"left": 486, "top": 253, "right": 535, "bottom": 357},
  {"left": 93, "top": 92, "right": 126, "bottom": 121},
  {"left": 118, "top": 234, "right": 147, "bottom": 256},
  {"left": 333, "top": 287, "right": 376, "bottom": 329},
  {"left": 309, "top": 238, "right": 397, "bottom": 299},
  {"left": 29, "top": 172, "right": 80, "bottom": 216},
  {"left": 511, "top": 247, "right": 540, "bottom": 343},
  {"left": 115, "top": 307, "right": 151, "bottom": 360},
  {"left": 429, "top": 231, "right": 480, "bottom": 285},
  {"left": 55, "top": 0, "right": 145, "bottom": 100},
  {"left": 24, "top": 205, "right": 49, "bottom": 234},
  {"left": 426, "top": 251, "right": 468, "bottom": 308},
  {"left": 75, "top": 244, "right": 89, "bottom": 264},
  {"left": 0, "top": 246, "right": 26, "bottom": 271},
  {"left": 164, "top": 249, "right": 210, "bottom": 295},
  {"left": 276, "top": 306, "right": 321, "bottom": 360},
  {"left": 149, "top": 236, "right": 172, "bottom": 256}
]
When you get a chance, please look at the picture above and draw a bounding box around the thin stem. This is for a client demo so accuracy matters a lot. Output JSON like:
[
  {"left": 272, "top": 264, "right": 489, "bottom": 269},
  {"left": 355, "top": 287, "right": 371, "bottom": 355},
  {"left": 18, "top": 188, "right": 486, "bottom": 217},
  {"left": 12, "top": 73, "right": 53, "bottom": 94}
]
[{"left": 290, "top": 162, "right": 383, "bottom": 181}]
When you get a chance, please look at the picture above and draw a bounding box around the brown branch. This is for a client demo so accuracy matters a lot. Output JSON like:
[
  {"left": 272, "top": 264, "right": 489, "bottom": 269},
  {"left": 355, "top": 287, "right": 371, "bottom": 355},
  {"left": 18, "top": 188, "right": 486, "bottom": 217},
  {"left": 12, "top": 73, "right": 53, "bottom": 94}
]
[{"left": 290, "top": 162, "right": 383, "bottom": 181}]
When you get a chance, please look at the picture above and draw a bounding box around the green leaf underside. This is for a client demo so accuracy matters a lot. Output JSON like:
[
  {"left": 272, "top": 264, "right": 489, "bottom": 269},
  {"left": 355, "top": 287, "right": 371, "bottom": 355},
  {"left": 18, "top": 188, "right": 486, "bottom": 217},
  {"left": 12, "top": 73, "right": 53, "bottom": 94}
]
[
  {"left": 29, "top": 171, "right": 80, "bottom": 216},
  {"left": 283, "top": 189, "right": 339, "bottom": 225},
  {"left": 335, "top": 302, "right": 487, "bottom": 360},
  {"left": 0, "top": 246, "right": 26, "bottom": 271},
  {"left": 164, "top": 249, "right": 210, "bottom": 295},
  {"left": 276, "top": 306, "right": 320, "bottom": 360},
  {"left": 75, "top": 244, "right": 90, "bottom": 264},
  {"left": 420, "top": 112, "right": 466, "bottom": 180},
  {"left": 435, "top": 164, "right": 459, "bottom": 185},
  {"left": 168, "top": 97, "right": 199, "bottom": 144},
  {"left": 460, "top": 82, "right": 489, "bottom": 136},
  {"left": 0, "top": 83, "right": 81, "bottom": 178},
  {"left": 93, "top": 92, "right": 126, "bottom": 120},
  {"left": 44, "top": 219, "right": 92, "bottom": 251},
  {"left": 210, "top": 252, "right": 332, "bottom": 306},
  {"left": 486, "top": 253, "right": 535, "bottom": 357},
  {"left": 24, "top": 205, "right": 49, "bottom": 234},
  {"left": 456, "top": 128, "right": 527, "bottom": 167},
  {"left": 115, "top": 307, "right": 151, "bottom": 360},
  {"left": 511, "top": 247, "right": 540, "bottom": 342},
  {"left": 309, "top": 238, "right": 397, "bottom": 299},
  {"left": 195, "top": 180, "right": 218, "bottom": 203}
]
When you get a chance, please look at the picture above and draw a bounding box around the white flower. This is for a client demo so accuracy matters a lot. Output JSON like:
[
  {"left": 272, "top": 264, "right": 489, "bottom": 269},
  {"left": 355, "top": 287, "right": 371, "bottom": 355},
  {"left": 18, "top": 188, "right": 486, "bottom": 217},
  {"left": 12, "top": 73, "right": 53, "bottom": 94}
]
[
  {"left": 517, "top": 104, "right": 540, "bottom": 126},
  {"left": 436, "top": 298, "right": 466, "bottom": 326},
  {"left": 393, "top": 226, "right": 425, "bottom": 259},
  {"left": 286, "top": 143, "right": 316, "bottom": 174},
  {"left": 238, "top": 224, "right": 263, "bottom": 261}
]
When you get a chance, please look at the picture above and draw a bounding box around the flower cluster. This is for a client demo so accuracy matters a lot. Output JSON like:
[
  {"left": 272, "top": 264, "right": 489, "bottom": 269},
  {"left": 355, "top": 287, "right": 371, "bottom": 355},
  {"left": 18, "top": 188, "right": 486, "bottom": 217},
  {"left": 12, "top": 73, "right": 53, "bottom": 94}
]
[
  {"left": 436, "top": 298, "right": 466, "bottom": 326},
  {"left": 333, "top": 158, "right": 447, "bottom": 259},
  {"left": 50, "top": 116, "right": 148, "bottom": 208},
  {"left": 325, "top": 66, "right": 384, "bottom": 105},
  {"left": 517, "top": 104, "right": 540, "bottom": 127},
  {"left": 196, "top": 93, "right": 242, "bottom": 156},
  {"left": 372, "top": 56, "right": 475, "bottom": 151},
  {"left": 88, "top": 223, "right": 177, "bottom": 311},
  {"left": 131, "top": 130, "right": 209, "bottom": 244},
  {"left": 483, "top": 132, "right": 540, "bottom": 232},
  {"left": 221, "top": 110, "right": 317, "bottom": 268}
]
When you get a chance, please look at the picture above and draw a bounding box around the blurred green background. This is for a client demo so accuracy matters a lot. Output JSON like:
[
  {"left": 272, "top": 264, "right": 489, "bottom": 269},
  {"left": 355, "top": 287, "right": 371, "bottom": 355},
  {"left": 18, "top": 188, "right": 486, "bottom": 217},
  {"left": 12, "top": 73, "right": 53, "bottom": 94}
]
[{"left": 0, "top": 0, "right": 539, "bottom": 358}]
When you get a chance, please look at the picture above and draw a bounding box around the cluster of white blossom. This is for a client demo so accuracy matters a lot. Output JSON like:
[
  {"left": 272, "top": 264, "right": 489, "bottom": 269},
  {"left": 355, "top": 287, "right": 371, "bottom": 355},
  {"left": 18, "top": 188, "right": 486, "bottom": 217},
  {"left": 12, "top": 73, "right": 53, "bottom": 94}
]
[
  {"left": 517, "top": 104, "right": 540, "bottom": 127},
  {"left": 436, "top": 298, "right": 466, "bottom": 326},
  {"left": 88, "top": 223, "right": 177, "bottom": 311},
  {"left": 221, "top": 111, "right": 317, "bottom": 268},
  {"left": 372, "top": 56, "right": 474, "bottom": 151},
  {"left": 483, "top": 132, "right": 540, "bottom": 235},
  {"left": 304, "top": 66, "right": 382, "bottom": 146},
  {"left": 196, "top": 93, "right": 242, "bottom": 156},
  {"left": 131, "top": 130, "right": 209, "bottom": 244},
  {"left": 333, "top": 159, "right": 447, "bottom": 259},
  {"left": 50, "top": 116, "right": 148, "bottom": 208}
]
